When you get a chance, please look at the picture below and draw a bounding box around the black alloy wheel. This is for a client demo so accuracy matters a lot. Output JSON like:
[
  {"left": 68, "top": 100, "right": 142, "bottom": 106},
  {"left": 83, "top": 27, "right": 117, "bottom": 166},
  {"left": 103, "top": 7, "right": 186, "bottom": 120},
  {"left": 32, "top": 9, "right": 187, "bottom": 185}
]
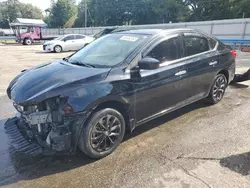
[
  {"left": 90, "top": 114, "right": 122, "bottom": 152},
  {"left": 207, "top": 73, "right": 227, "bottom": 104},
  {"left": 79, "top": 108, "right": 125, "bottom": 159}
]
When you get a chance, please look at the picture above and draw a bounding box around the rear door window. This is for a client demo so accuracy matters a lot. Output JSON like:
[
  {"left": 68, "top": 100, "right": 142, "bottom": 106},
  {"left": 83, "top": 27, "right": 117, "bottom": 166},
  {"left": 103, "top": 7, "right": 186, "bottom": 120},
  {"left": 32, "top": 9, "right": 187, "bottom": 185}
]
[
  {"left": 147, "top": 37, "right": 180, "bottom": 63},
  {"left": 183, "top": 35, "right": 209, "bottom": 57},
  {"left": 64, "top": 35, "right": 75, "bottom": 41},
  {"left": 75, "top": 35, "right": 85, "bottom": 39}
]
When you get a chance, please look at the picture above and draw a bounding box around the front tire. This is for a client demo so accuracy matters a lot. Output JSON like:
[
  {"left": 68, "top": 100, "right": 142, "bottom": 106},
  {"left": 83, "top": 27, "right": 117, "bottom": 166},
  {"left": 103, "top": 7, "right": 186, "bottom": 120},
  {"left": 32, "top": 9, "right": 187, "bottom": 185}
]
[
  {"left": 206, "top": 73, "right": 228, "bottom": 104},
  {"left": 78, "top": 108, "right": 126, "bottom": 159},
  {"left": 54, "top": 45, "right": 62, "bottom": 53}
]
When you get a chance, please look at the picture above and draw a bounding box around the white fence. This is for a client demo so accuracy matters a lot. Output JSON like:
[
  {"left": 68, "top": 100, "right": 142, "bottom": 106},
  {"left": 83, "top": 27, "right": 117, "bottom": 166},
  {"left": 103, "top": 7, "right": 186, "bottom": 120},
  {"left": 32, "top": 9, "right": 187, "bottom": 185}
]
[{"left": 42, "top": 18, "right": 250, "bottom": 39}]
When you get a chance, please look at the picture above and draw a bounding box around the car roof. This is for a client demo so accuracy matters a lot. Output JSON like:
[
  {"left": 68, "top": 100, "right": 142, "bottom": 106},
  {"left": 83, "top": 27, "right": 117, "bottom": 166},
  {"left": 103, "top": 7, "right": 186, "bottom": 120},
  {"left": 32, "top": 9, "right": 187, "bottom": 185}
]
[{"left": 117, "top": 28, "right": 197, "bottom": 35}]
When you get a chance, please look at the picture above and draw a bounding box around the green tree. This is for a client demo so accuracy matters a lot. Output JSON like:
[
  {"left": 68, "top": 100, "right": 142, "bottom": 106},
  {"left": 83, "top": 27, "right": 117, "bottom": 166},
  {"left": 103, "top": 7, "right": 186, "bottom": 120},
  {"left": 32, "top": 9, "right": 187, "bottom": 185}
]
[
  {"left": 0, "top": 0, "right": 43, "bottom": 28},
  {"left": 5, "top": 0, "right": 22, "bottom": 22},
  {"left": 91, "top": 0, "right": 125, "bottom": 26},
  {"left": 49, "top": 0, "right": 78, "bottom": 28},
  {"left": 231, "top": 0, "right": 250, "bottom": 18},
  {"left": 74, "top": 0, "right": 90, "bottom": 27},
  {"left": 183, "top": 0, "right": 233, "bottom": 21},
  {"left": 0, "top": 2, "right": 9, "bottom": 28},
  {"left": 47, "top": 0, "right": 250, "bottom": 28},
  {"left": 76, "top": 0, "right": 188, "bottom": 26},
  {"left": 152, "top": 0, "right": 189, "bottom": 23},
  {"left": 19, "top": 3, "right": 43, "bottom": 19}
]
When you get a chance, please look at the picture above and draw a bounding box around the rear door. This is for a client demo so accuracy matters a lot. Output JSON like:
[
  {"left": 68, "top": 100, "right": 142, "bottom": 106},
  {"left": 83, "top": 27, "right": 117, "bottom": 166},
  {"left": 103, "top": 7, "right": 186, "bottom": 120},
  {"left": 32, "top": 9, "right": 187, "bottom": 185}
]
[
  {"left": 75, "top": 35, "right": 86, "bottom": 50},
  {"left": 180, "top": 33, "right": 219, "bottom": 99},
  {"left": 63, "top": 35, "right": 76, "bottom": 51}
]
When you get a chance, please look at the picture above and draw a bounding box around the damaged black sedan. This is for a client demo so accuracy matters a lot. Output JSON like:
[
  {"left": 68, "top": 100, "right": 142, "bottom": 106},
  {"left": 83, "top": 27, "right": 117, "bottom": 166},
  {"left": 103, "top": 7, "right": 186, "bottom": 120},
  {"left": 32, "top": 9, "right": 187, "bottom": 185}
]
[{"left": 5, "top": 29, "right": 235, "bottom": 159}]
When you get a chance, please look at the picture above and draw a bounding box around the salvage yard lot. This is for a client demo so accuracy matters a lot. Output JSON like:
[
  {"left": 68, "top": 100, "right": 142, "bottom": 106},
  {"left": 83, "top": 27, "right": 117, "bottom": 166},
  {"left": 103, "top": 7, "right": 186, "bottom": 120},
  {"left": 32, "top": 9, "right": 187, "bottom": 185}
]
[
  {"left": 0, "top": 45, "right": 250, "bottom": 188},
  {"left": 0, "top": 45, "right": 72, "bottom": 97}
]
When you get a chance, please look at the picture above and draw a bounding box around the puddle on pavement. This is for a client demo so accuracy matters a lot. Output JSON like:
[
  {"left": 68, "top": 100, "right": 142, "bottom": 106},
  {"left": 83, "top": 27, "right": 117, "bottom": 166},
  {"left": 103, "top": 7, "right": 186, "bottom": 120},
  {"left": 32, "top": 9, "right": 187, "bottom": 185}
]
[{"left": 0, "top": 148, "right": 96, "bottom": 186}]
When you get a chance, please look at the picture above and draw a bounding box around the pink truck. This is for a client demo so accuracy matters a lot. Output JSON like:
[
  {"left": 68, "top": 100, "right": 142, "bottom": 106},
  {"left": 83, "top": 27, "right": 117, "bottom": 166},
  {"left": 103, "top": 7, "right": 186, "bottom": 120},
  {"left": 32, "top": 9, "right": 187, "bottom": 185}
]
[{"left": 10, "top": 18, "right": 56, "bottom": 45}]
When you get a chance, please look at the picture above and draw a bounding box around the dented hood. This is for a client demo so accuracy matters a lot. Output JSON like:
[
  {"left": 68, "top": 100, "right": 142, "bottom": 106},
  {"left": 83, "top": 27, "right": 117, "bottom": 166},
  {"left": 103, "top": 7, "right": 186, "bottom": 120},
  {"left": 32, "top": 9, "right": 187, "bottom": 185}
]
[{"left": 7, "top": 61, "right": 111, "bottom": 104}]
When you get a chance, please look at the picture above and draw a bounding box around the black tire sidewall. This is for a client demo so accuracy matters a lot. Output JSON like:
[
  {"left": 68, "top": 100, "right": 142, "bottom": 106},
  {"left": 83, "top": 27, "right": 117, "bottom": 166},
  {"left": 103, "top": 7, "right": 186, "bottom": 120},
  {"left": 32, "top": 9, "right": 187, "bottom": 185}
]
[
  {"left": 25, "top": 39, "right": 32, "bottom": 45},
  {"left": 79, "top": 108, "right": 126, "bottom": 159}
]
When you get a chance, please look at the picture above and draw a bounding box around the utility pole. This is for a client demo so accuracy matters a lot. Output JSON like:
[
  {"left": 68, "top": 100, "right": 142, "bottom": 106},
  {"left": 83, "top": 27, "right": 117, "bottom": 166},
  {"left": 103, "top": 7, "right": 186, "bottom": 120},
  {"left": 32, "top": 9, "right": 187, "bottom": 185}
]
[{"left": 85, "top": 0, "right": 88, "bottom": 33}]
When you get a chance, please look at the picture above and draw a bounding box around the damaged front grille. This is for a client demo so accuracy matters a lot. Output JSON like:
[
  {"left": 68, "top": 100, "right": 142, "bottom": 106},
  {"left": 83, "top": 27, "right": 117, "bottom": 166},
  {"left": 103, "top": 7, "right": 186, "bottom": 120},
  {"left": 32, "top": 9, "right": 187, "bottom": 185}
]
[
  {"left": 8, "top": 97, "right": 73, "bottom": 154},
  {"left": 14, "top": 102, "right": 52, "bottom": 134}
]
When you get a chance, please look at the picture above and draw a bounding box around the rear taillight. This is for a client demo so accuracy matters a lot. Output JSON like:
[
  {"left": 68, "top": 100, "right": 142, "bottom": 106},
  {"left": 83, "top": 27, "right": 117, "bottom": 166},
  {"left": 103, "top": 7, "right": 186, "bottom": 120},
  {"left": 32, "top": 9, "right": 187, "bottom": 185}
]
[{"left": 231, "top": 50, "right": 237, "bottom": 59}]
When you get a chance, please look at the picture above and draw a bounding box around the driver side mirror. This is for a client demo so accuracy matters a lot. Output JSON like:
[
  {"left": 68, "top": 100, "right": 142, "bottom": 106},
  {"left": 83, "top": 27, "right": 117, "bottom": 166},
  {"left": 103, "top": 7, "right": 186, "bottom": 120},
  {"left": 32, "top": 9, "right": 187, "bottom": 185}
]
[{"left": 138, "top": 57, "right": 160, "bottom": 70}]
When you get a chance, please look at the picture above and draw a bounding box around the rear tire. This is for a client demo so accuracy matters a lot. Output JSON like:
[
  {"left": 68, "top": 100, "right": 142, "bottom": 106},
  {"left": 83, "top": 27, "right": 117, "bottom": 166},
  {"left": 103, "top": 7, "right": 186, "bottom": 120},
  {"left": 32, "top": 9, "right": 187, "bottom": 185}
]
[
  {"left": 206, "top": 73, "right": 228, "bottom": 104},
  {"left": 54, "top": 45, "right": 62, "bottom": 53},
  {"left": 78, "top": 108, "right": 125, "bottom": 159}
]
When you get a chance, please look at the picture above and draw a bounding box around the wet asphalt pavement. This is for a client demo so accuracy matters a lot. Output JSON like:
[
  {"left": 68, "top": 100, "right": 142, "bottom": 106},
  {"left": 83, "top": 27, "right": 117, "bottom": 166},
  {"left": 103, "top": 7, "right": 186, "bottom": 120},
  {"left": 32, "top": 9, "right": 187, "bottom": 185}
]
[{"left": 0, "top": 46, "right": 250, "bottom": 188}]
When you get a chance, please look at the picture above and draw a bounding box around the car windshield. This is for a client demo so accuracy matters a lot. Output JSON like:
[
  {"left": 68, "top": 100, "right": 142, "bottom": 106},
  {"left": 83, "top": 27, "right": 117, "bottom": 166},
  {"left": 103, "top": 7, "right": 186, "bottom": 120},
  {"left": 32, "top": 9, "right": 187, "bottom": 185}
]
[{"left": 67, "top": 33, "right": 148, "bottom": 68}]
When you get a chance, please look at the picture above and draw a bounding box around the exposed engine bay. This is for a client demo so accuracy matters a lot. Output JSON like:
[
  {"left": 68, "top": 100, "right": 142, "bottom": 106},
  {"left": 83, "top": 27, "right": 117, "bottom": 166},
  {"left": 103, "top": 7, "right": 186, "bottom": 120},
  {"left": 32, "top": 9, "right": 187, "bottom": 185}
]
[{"left": 12, "top": 97, "right": 76, "bottom": 154}]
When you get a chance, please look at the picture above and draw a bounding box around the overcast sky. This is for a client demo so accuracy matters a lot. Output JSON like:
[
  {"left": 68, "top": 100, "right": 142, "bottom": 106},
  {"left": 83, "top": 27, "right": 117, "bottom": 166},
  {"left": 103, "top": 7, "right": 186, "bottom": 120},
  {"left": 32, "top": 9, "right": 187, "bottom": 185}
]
[
  {"left": 19, "top": 0, "right": 51, "bottom": 10},
  {"left": 0, "top": 0, "right": 81, "bottom": 11}
]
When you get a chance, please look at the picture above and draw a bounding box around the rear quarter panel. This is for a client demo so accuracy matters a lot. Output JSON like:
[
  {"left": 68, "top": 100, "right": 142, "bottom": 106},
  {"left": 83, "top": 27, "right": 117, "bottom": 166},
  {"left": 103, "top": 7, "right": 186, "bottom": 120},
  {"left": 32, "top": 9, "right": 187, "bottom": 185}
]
[{"left": 217, "top": 46, "right": 235, "bottom": 83}]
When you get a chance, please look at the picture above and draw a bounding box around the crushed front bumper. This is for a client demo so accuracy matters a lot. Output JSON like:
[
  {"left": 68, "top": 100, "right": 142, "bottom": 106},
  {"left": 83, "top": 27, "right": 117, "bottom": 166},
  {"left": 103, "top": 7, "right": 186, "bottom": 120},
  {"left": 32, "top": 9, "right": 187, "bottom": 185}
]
[
  {"left": 5, "top": 112, "right": 90, "bottom": 156},
  {"left": 4, "top": 117, "right": 43, "bottom": 156}
]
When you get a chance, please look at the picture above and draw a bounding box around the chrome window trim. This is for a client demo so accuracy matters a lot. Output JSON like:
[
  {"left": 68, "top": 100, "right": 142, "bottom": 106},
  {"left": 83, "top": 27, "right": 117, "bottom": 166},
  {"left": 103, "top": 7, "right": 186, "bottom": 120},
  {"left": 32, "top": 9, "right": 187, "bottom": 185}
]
[
  {"left": 125, "top": 31, "right": 219, "bottom": 72},
  {"left": 160, "top": 48, "right": 216, "bottom": 67}
]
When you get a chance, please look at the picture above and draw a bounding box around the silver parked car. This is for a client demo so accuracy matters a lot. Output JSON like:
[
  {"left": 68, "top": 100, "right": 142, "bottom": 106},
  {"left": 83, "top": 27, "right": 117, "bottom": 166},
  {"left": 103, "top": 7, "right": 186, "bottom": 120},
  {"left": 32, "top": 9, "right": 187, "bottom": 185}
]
[{"left": 43, "top": 34, "right": 95, "bottom": 53}]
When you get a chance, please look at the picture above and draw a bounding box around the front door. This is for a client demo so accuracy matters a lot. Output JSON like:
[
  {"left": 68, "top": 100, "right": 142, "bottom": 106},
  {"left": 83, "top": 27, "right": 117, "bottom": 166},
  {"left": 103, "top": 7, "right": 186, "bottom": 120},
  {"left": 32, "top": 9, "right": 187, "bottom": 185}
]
[{"left": 132, "top": 35, "right": 191, "bottom": 123}]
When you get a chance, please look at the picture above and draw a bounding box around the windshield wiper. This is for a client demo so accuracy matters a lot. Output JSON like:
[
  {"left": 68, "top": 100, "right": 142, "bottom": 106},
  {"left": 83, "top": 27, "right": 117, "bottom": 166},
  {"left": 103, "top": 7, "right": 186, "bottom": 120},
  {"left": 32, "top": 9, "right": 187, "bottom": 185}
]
[{"left": 70, "top": 61, "right": 96, "bottom": 68}]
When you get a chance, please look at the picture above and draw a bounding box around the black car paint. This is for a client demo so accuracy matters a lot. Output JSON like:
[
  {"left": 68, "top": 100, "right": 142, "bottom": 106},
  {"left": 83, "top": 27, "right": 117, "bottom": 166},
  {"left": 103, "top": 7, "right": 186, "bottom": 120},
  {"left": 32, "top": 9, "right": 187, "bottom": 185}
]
[
  {"left": 7, "top": 61, "right": 111, "bottom": 106},
  {"left": 6, "top": 29, "right": 235, "bottom": 155}
]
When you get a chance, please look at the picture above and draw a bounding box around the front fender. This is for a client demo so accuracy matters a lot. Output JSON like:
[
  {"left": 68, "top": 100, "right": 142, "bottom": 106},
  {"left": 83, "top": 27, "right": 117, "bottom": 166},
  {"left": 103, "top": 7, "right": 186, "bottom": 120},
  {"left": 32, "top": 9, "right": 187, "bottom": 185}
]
[
  {"left": 66, "top": 82, "right": 130, "bottom": 112},
  {"left": 65, "top": 83, "right": 132, "bottom": 151}
]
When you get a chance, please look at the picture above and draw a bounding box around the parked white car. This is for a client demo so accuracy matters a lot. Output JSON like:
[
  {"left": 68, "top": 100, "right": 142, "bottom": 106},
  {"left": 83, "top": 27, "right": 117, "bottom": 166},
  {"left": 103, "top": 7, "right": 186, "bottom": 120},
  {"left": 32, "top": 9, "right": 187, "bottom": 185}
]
[{"left": 43, "top": 34, "right": 94, "bottom": 53}]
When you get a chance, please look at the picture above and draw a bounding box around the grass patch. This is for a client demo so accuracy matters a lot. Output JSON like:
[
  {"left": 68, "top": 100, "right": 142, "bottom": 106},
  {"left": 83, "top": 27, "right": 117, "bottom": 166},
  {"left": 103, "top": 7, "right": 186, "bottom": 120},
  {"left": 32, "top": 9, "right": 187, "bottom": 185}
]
[{"left": 0, "top": 40, "right": 16, "bottom": 44}]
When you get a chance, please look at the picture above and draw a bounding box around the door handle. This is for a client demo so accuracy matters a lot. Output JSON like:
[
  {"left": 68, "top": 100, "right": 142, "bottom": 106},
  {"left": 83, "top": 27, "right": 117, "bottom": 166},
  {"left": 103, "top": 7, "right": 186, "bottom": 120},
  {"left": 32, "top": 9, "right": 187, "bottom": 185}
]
[
  {"left": 175, "top": 70, "right": 187, "bottom": 76},
  {"left": 209, "top": 61, "right": 218, "bottom": 66}
]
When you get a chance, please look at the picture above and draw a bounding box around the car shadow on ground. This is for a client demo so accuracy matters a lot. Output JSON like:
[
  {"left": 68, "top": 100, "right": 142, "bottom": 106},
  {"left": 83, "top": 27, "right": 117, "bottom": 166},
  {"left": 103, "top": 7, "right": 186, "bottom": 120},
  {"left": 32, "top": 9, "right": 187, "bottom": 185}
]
[
  {"left": 1, "top": 43, "right": 42, "bottom": 46},
  {"left": 220, "top": 152, "right": 250, "bottom": 176},
  {"left": 230, "top": 83, "right": 249, "bottom": 89},
  {"left": 125, "top": 100, "right": 209, "bottom": 140},
  {"left": 0, "top": 100, "right": 209, "bottom": 186},
  {"left": 35, "top": 51, "right": 73, "bottom": 54}
]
